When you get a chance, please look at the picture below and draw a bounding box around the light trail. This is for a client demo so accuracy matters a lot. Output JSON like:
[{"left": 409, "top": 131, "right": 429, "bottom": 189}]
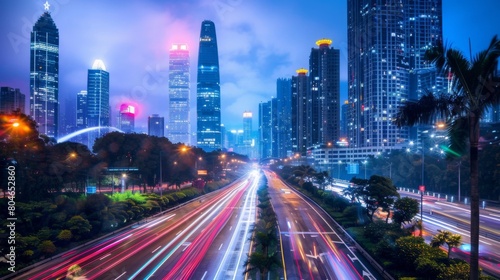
[{"left": 214, "top": 172, "right": 259, "bottom": 279}]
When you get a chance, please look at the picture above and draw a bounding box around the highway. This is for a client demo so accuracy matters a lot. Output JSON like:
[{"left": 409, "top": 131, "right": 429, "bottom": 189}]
[
  {"left": 400, "top": 190, "right": 500, "bottom": 278},
  {"left": 265, "top": 170, "right": 381, "bottom": 280},
  {"left": 11, "top": 171, "right": 260, "bottom": 280}
]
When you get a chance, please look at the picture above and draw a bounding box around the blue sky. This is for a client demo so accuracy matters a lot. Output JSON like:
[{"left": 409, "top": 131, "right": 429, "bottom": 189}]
[{"left": 1, "top": 0, "right": 499, "bottom": 135}]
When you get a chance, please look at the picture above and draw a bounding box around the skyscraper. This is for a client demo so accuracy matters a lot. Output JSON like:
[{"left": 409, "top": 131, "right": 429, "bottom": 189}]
[
  {"left": 347, "top": 0, "right": 443, "bottom": 149},
  {"left": 276, "top": 78, "right": 292, "bottom": 158},
  {"left": 291, "top": 69, "right": 310, "bottom": 154},
  {"left": 148, "top": 114, "right": 164, "bottom": 137},
  {"left": 86, "top": 60, "right": 109, "bottom": 128},
  {"left": 348, "top": 0, "right": 406, "bottom": 148},
  {"left": 76, "top": 90, "right": 87, "bottom": 129},
  {"left": 259, "top": 101, "right": 272, "bottom": 159},
  {"left": 242, "top": 111, "right": 253, "bottom": 156},
  {"left": 30, "top": 9, "right": 59, "bottom": 138},
  {"left": 309, "top": 39, "right": 340, "bottom": 146},
  {"left": 119, "top": 104, "right": 135, "bottom": 133},
  {"left": 0, "top": 87, "right": 25, "bottom": 114},
  {"left": 197, "top": 20, "right": 221, "bottom": 152},
  {"left": 168, "top": 44, "right": 190, "bottom": 144}
]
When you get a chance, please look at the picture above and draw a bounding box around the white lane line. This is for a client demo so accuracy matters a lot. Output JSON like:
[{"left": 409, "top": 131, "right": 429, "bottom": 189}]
[
  {"left": 100, "top": 253, "right": 111, "bottom": 260},
  {"left": 201, "top": 271, "right": 208, "bottom": 280},
  {"left": 152, "top": 246, "right": 161, "bottom": 253},
  {"left": 114, "top": 272, "right": 126, "bottom": 279},
  {"left": 229, "top": 226, "right": 233, "bottom": 231},
  {"left": 219, "top": 243, "right": 224, "bottom": 250}
]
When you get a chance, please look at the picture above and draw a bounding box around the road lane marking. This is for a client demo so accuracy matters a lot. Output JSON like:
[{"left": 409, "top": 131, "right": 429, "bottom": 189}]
[
  {"left": 219, "top": 243, "right": 223, "bottom": 250},
  {"left": 229, "top": 226, "right": 232, "bottom": 231},
  {"left": 201, "top": 271, "right": 208, "bottom": 280},
  {"left": 114, "top": 272, "right": 126, "bottom": 279},
  {"left": 99, "top": 253, "right": 111, "bottom": 260},
  {"left": 152, "top": 246, "right": 161, "bottom": 253}
]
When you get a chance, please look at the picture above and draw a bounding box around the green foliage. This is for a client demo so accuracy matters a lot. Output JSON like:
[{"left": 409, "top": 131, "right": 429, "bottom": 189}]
[
  {"left": 393, "top": 197, "right": 419, "bottom": 225},
  {"left": 394, "top": 236, "right": 428, "bottom": 269},
  {"left": 57, "top": 229, "right": 73, "bottom": 242},
  {"left": 108, "top": 191, "right": 146, "bottom": 204},
  {"left": 437, "top": 261, "right": 470, "bottom": 280},
  {"left": 66, "top": 215, "right": 92, "bottom": 239},
  {"left": 364, "top": 221, "right": 405, "bottom": 244},
  {"left": 38, "top": 240, "right": 57, "bottom": 255}
]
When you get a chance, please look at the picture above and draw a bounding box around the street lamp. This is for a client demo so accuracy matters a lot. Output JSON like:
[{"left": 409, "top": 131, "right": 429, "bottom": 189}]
[{"left": 121, "top": 174, "right": 127, "bottom": 193}]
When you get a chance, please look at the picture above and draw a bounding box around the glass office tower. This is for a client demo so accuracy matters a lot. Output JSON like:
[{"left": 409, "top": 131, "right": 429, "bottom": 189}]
[{"left": 196, "top": 20, "right": 221, "bottom": 152}]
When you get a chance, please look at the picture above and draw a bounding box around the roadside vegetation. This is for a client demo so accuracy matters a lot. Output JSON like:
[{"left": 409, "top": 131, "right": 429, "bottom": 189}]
[{"left": 244, "top": 174, "right": 282, "bottom": 279}]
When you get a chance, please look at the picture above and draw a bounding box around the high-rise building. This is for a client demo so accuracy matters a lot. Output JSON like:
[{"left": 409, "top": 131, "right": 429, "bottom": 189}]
[
  {"left": 30, "top": 9, "right": 59, "bottom": 138},
  {"left": 276, "top": 78, "right": 292, "bottom": 158},
  {"left": 242, "top": 111, "right": 253, "bottom": 156},
  {"left": 0, "top": 87, "right": 25, "bottom": 114},
  {"left": 76, "top": 90, "right": 87, "bottom": 129},
  {"left": 197, "top": 20, "right": 221, "bottom": 152},
  {"left": 168, "top": 44, "right": 190, "bottom": 145},
  {"left": 259, "top": 101, "right": 272, "bottom": 159},
  {"left": 309, "top": 39, "right": 341, "bottom": 146},
  {"left": 119, "top": 104, "right": 135, "bottom": 133},
  {"left": 291, "top": 69, "right": 310, "bottom": 154},
  {"left": 347, "top": 0, "right": 443, "bottom": 149},
  {"left": 406, "top": 0, "right": 443, "bottom": 100},
  {"left": 341, "top": 100, "right": 350, "bottom": 138},
  {"left": 148, "top": 114, "right": 165, "bottom": 137},
  {"left": 87, "top": 60, "right": 109, "bottom": 128}
]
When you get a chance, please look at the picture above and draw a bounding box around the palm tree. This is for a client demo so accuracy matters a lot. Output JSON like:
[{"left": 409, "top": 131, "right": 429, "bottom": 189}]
[
  {"left": 243, "top": 251, "right": 281, "bottom": 279},
  {"left": 395, "top": 36, "right": 500, "bottom": 279},
  {"left": 293, "top": 165, "right": 316, "bottom": 186},
  {"left": 431, "top": 230, "right": 462, "bottom": 259}
]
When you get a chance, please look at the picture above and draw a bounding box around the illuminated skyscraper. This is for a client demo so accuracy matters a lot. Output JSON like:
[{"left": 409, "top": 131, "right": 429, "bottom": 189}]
[
  {"left": 309, "top": 39, "right": 340, "bottom": 146},
  {"left": 276, "top": 78, "right": 292, "bottom": 158},
  {"left": 148, "top": 114, "right": 164, "bottom": 137},
  {"left": 291, "top": 69, "right": 309, "bottom": 154},
  {"left": 119, "top": 104, "right": 135, "bottom": 133},
  {"left": 168, "top": 44, "right": 190, "bottom": 144},
  {"left": 87, "top": 60, "right": 109, "bottom": 128},
  {"left": 76, "top": 90, "right": 87, "bottom": 129},
  {"left": 242, "top": 111, "right": 253, "bottom": 156},
  {"left": 347, "top": 0, "right": 442, "bottom": 148},
  {"left": 196, "top": 20, "right": 221, "bottom": 152},
  {"left": 30, "top": 9, "right": 59, "bottom": 138}
]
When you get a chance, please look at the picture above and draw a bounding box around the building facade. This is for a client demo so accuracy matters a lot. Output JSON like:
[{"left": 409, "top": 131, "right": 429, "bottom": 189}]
[
  {"left": 196, "top": 20, "right": 221, "bottom": 152},
  {"left": 347, "top": 0, "right": 443, "bottom": 149},
  {"left": 276, "top": 78, "right": 292, "bottom": 158},
  {"left": 0, "top": 87, "right": 25, "bottom": 114},
  {"left": 291, "top": 69, "right": 310, "bottom": 154},
  {"left": 86, "top": 60, "right": 109, "bottom": 128},
  {"left": 119, "top": 104, "right": 135, "bottom": 133},
  {"left": 309, "top": 39, "right": 341, "bottom": 146},
  {"left": 76, "top": 90, "right": 87, "bottom": 129},
  {"left": 148, "top": 114, "right": 165, "bottom": 137},
  {"left": 30, "top": 11, "right": 59, "bottom": 138},
  {"left": 168, "top": 44, "right": 190, "bottom": 144}
]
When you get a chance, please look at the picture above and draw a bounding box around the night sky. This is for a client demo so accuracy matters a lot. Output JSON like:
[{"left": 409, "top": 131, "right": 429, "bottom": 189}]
[{"left": 1, "top": 0, "right": 499, "bottom": 135}]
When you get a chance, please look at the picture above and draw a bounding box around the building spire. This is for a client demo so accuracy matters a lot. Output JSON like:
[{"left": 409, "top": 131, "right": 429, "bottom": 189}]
[{"left": 44, "top": 1, "right": 50, "bottom": 11}]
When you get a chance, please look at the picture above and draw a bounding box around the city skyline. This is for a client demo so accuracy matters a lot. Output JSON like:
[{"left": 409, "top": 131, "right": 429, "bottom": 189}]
[{"left": 0, "top": 1, "right": 498, "bottom": 135}]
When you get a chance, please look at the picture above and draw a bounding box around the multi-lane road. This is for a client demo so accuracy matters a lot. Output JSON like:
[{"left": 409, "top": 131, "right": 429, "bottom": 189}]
[
  {"left": 265, "top": 170, "right": 381, "bottom": 280},
  {"left": 11, "top": 172, "right": 260, "bottom": 280},
  {"left": 401, "top": 190, "right": 500, "bottom": 278}
]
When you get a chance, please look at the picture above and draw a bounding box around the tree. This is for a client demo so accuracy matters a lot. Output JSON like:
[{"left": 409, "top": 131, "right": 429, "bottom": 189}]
[
  {"left": 392, "top": 197, "right": 420, "bottom": 225},
  {"left": 396, "top": 36, "right": 500, "bottom": 279},
  {"left": 243, "top": 251, "right": 281, "bottom": 279},
  {"left": 293, "top": 165, "right": 316, "bottom": 186},
  {"left": 359, "top": 175, "right": 400, "bottom": 221},
  {"left": 38, "top": 240, "right": 57, "bottom": 255},
  {"left": 66, "top": 215, "right": 92, "bottom": 239},
  {"left": 430, "top": 230, "right": 462, "bottom": 259}
]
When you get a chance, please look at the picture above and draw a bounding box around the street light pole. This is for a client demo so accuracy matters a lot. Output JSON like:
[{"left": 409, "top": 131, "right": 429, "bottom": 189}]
[{"left": 458, "top": 161, "right": 461, "bottom": 203}]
